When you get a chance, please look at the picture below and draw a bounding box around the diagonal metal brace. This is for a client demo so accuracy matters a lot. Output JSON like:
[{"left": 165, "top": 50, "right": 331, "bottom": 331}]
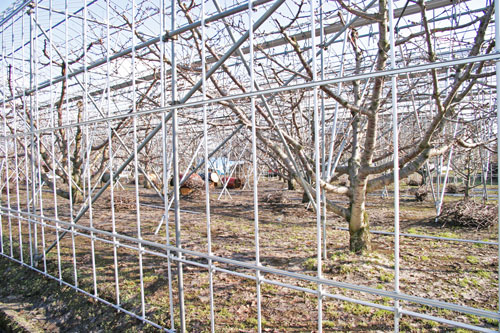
[{"left": 38, "top": 0, "right": 287, "bottom": 260}]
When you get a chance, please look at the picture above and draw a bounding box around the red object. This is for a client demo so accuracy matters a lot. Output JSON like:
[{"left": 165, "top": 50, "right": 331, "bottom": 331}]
[{"left": 220, "top": 176, "right": 243, "bottom": 189}]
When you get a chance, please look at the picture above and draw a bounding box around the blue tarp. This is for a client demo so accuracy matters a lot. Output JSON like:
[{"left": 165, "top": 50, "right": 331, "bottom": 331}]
[{"left": 203, "top": 157, "right": 244, "bottom": 175}]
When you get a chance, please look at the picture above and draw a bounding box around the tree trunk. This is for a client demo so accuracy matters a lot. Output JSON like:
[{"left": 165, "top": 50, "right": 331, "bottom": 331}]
[
  {"left": 418, "top": 168, "right": 427, "bottom": 186},
  {"left": 287, "top": 178, "right": 296, "bottom": 190},
  {"left": 464, "top": 177, "right": 470, "bottom": 200},
  {"left": 302, "top": 191, "right": 310, "bottom": 203},
  {"left": 72, "top": 188, "right": 83, "bottom": 204},
  {"left": 348, "top": 183, "right": 371, "bottom": 253},
  {"left": 464, "top": 167, "right": 471, "bottom": 201},
  {"left": 143, "top": 175, "right": 152, "bottom": 189},
  {"left": 71, "top": 169, "right": 84, "bottom": 204}
]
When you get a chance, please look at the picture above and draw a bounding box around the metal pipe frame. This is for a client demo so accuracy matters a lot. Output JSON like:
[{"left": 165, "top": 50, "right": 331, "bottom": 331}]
[
  {"left": 2, "top": 52, "right": 499, "bottom": 142},
  {"left": 0, "top": 0, "right": 498, "bottom": 332}
]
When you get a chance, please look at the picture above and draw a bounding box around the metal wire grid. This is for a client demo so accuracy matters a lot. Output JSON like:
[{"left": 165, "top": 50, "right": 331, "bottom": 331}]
[{"left": 0, "top": 0, "right": 499, "bottom": 332}]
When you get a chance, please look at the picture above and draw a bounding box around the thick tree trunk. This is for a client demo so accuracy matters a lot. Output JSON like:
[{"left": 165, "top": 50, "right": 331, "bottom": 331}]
[
  {"left": 348, "top": 183, "right": 371, "bottom": 253},
  {"left": 302, "top": 191, "right": 310, "bottom": 203},
  {"left": 348, "top": 209, "right": 371, "bottom": 253},
  {"left": 72, "top": 188, "right": 83, "bottom": 203},
  {"left": 71, "top": 171, "right": 84, "bottom": 204},
  {"left": 417, "top": 168, "right": 427, "bottom": 185}
]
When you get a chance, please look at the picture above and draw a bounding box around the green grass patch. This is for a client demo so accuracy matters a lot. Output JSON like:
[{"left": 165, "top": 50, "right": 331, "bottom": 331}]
[
  {"left": 437, "top": 231, "right": 459, "bottom": 239},
  {"left": 485, "top": 317, "right": 499, "bottom": 326},
  {"left": 466, "top": 256, "right": 479, "bottom": 265},
  {"left": 343, "top": 302, "right": 371, "bottom": 316},
  {"left": 303, "top": 258, "right": 317, "bottom": 271},
  {"left": 379, "top": 272, "right": 394, "bottom": 283},
  {"left": 475, "top": 269, "right": 491, "bottom": 279}
]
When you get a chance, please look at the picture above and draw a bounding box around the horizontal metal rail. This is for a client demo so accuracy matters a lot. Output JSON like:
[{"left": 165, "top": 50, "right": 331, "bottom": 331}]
[
  {"left": 328, "top": 225, "right": 498, "bottom": 246},
  {"left": 1, "top": 207, "right": 498, "bottom": 324},
  {"left": 3, "top": 52, "right": 499, "bottom": 140}
]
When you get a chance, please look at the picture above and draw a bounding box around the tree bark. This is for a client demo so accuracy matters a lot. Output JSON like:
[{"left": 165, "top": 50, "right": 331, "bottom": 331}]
[{"left": 348, "top": 181, "right": 371, "bottom": 253}]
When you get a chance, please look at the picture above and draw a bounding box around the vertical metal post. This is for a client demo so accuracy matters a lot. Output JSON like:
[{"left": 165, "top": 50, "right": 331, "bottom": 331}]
[
  {"left": 6, "top": 23, "right": 13, "bottom": 259},
  {"left": 48, "top": 0, "right": 62, "bottom": 282},
  {"left": 130, "top": 0, "right": 146, "bottom": 318},
  {"left": 388, "top": 0, "right": 400, "bottom": 330},
  {"left": 248, "top": 1, "right": 262, "bottom": 331},
  {"left": 201, "top": 0, "right": 216, "bottom": 331},
  {"left": 82, "top": 0, "right": 98, "bottom": 297},
  {"left": 479, "top": 122, "right": 489, "bottom": 201},
  {"left": 1, "top": 17, "right": 12, "bottom": 258},
  {"left": 28, "top": 2, "right": 37, "bottom": 266},
  {"left": 106, "top": 0, "right": 120, "bottom": 307},
  {"left": 319, "top": 0, "right": 327, "bottom": 262},
  {"left": 65, "top": 0, "right": 78, "bottom": 288},
  {"left": 325, "top": 18, "right": 349, "bottom": 179},
  {"left": 159, "top": 0, "right": 175, "bottom": 328},
  {"left": 171, "top": 0, "right": 186, "bottom": 329},
  {"left": 33, "top": 3, "right": 45, "bottom": 269},
  {"left": 495, "top": 0, "right": 500, "bottom": 328},
  {"left": 22, "top": 8, "right": 33, "bottom": 267},
  {"left": 435, "top": 155, "right": 441, "bottom": 213},
  {"left": 33, "top": 1, "right": 47, "bottom": 274},
  {"left": 12, "top": 18, "right": 23, "bottom": 263},
  {"left": 310, "top": 0, "right": 322, "bottom": 331}
]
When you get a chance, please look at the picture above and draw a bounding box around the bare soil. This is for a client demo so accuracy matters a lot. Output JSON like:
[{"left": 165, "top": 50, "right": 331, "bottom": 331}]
[{"left": 0, "top": 179, "right": 498, "bottom": 332}]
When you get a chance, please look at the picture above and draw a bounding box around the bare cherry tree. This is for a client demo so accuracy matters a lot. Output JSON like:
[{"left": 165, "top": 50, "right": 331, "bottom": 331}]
[{"left": 181, "top": 0, "right": 496, "bottom": 252}]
